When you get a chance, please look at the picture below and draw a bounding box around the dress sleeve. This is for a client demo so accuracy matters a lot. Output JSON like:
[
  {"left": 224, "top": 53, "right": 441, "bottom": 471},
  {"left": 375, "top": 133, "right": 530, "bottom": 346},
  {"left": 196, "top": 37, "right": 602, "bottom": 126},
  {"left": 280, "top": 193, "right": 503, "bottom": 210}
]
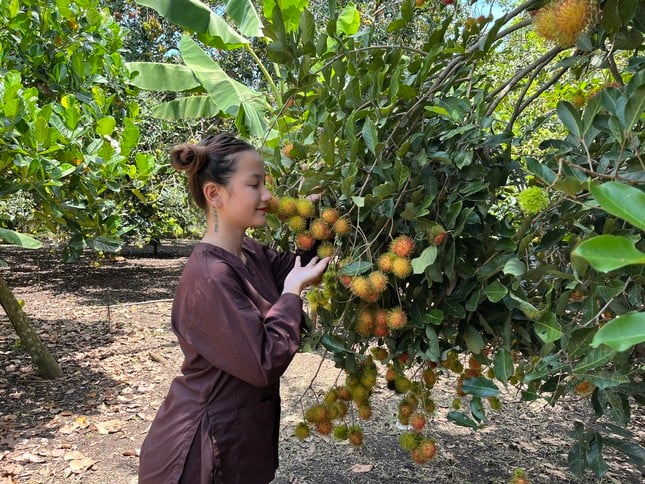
[{"left": 173, "top": 264, "right": 304, "bottom": 388}]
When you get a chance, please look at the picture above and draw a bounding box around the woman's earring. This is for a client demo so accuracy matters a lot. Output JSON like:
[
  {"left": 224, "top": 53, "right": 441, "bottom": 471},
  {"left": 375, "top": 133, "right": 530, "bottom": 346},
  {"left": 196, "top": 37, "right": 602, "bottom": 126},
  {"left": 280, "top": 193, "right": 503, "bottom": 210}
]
[{"left": 213, "top": 208, "right": 219, "bottom": 233}]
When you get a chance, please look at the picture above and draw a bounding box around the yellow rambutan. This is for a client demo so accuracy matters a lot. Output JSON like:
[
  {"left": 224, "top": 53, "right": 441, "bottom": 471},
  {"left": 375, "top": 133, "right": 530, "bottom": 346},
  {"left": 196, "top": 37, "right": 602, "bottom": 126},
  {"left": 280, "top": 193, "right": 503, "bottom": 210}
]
[
  {"left": 277, "top": 197, "right": 297, "bottom": 219},
  {"left": 377, "top": 252, "right": 395, "bottom": 272},
  {"left": 367, "top": 271, "right": 388, "bottom": 294},
  {"left": 295, "top": 198, "right": 316, "bottom": 218},
  {"left": 287, "top": 215, "right": 307, "bottom": 233},
  {"left": 387, "top": 307, "right": 408, "bottom": 330},
  {"left": 332, "top": 217, "right": 351, "bottom": 236},
  {"left": 320, "top": 207, "right": 340, "bottom": 225},
  {"left": 391, "top": 256, "right": 412, "bottom": 279},
  {"left": 295, "top": 232, "right": 315, "bottom": 250},
  {"left": 305, "top": 404, "right": 329, "bottom": 424},
  {"left": 350, "top": 276, "right": 371, "bottom": 300},
  {"left": 317, "top": 242, "right": 334, "bottom": 259},
  {"left": 390, "top": 235, "right": 415, "bottom": 257},
  {"left": 329, "top": 400, "right": 348, "bottom": 419},
  {"left": 553, "top": 0, "right": 596, "bottom": 47},
  {"left": 355, "top": 310, "right": 374, "bottom": 338},
  {"left": 309, "top": 218, "right": 331, "bottom": 240},
  {"left": 533, "top": 4, "right": 558, "bottom": 42}
]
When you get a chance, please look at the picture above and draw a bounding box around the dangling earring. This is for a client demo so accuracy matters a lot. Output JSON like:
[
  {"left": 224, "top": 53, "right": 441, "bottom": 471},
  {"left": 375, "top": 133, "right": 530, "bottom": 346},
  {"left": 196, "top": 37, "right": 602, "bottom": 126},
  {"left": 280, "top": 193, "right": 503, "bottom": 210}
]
[{"left": 213, "top": 208, "right": 219, "bottom": 233}]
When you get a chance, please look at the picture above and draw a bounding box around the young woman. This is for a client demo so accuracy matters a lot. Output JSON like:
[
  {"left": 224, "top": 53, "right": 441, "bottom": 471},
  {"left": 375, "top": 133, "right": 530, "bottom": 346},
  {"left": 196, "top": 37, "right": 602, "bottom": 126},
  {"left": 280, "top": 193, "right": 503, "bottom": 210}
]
[{"left": 138, "top": 133, "right": 330, "bottom": 483}]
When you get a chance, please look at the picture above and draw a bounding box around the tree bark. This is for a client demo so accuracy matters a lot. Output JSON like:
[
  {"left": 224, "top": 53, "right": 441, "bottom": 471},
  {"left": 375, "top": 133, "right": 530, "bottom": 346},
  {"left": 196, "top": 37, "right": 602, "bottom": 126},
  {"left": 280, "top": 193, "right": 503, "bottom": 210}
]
[{"left": 0, "top": 274, "right": 63, "bottom": 379}]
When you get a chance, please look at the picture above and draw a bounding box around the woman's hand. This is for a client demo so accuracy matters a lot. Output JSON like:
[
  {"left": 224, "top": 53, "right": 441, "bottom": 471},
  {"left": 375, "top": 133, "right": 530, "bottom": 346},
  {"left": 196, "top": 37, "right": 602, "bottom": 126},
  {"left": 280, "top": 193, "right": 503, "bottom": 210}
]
[{"left": 282, "top": 256, "right": 330, "bottom": 295}]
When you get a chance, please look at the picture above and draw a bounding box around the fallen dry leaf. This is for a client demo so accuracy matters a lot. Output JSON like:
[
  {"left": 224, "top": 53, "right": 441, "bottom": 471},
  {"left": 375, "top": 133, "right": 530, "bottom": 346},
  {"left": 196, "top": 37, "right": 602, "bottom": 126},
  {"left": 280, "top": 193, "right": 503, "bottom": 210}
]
[
  {"left": 349, "top": 463, "right": 373, "bottom": 473},
  {"left": 92, "top": 419, "right": 124, "bottom": 435},
  {"left": 68, "top": 457, "right": 96, "bottom": 473},
  {"left": 63, "top": 450, "right": 85, "bottom": 461}
]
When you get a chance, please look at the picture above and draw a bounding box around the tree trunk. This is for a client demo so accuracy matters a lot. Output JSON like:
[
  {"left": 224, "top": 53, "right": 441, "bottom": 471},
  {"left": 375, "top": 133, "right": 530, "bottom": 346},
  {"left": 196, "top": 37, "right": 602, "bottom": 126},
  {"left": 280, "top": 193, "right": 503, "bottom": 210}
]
[{"left": 0, "top": 274, "right": 63, "bottom": 379}]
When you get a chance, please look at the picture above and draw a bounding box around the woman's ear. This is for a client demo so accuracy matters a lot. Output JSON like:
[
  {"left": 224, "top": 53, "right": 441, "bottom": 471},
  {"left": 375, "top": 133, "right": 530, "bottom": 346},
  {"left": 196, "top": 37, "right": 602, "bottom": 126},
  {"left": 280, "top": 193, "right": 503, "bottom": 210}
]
[{"left": 203, "top": 182, "right": 222, "bottom": 207}]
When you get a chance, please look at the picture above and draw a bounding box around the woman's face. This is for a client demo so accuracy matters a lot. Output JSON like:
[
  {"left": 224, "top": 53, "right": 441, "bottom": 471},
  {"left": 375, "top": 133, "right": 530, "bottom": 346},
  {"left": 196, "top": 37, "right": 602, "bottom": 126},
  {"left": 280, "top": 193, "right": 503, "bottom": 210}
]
[{"left": 218, "top": 150, "right": 272, "bottom": 230}]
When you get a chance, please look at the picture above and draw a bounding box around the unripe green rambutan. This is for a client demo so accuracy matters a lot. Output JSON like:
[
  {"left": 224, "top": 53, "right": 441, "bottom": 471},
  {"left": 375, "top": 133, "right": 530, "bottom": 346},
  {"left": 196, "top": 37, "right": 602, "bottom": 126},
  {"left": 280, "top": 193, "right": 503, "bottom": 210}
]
[
  {"left": 345, "top": 373, "right": 361, "bottom": 388},
  {"left": 324, "top": 389, "right": 338, "bottom": 406},
  {"left": 333, "top": 424, "right": 349, "bottom": 440},
  {"left": 394, "top": 375, "right": 412, "bottom": 394},
  {"left": 422, "top": 368, "right": 437, "bottom": 388},
  {"left": 295, "top": 198, "right": 316, "bottom": 218},
  {"left": 517, "top": 186, "right": 550, "bottom": 215},
  {"left": 360, "top": 368, "right": 377, "bottom": 389},
  {"left": 370, "top": 346, "right": 389, "bottom": 361},
  {"left": 452, "top": 398, "right": 461, "bottom": 410},
  {"left": 328, "top": 400, "right": 348, "bottom": 419},
  {"left": 399, "top": 431, "right": 420, "bottom": 451},
  {"left": 294, "top": 422, "right": 310, "bottom": 439},
  {"left": 350, "top": 384, "right": 371, "bottom": 405},
  {"left": 317, "top": 241, "right": 335, "bottom": 259},
  {"left": 422, "top": 395, "right": 436, "bottom": 414}
]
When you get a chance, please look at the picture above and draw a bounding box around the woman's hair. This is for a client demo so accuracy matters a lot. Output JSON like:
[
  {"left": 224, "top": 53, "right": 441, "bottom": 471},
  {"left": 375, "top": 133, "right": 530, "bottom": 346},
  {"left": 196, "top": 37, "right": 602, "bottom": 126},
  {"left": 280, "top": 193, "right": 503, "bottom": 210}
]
[{"left": 170, "top": 133, "right": 256, "bottom": 211}]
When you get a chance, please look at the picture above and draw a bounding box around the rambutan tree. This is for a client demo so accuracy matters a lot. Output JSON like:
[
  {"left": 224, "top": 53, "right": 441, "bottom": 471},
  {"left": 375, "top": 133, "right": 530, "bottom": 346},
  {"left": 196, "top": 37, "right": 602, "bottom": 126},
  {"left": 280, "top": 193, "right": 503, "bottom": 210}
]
[{"left": 128, "top": 0, "right": 644, "bottom": 477}]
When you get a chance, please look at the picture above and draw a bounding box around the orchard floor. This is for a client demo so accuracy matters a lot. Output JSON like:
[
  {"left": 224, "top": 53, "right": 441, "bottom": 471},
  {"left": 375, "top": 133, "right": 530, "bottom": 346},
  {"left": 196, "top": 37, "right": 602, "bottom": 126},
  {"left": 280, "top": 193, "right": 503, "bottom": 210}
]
[{"left": 0, "top": 241, "right": 642, "bottom": 484}]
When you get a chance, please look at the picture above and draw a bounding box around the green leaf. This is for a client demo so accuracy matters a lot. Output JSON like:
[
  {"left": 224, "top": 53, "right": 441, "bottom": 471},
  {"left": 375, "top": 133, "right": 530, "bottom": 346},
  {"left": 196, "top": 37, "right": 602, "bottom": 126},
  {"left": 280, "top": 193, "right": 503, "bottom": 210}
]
[
  {"left": 574, "top": 345, "right": 616, "bottom": 373},
  {"left": 321, "top": 334, "right": 349, "bottom": 354},
  {"left": 591, "top": 312, "right": 645, "bottom": 352},
  {"left": 470, "top": 397, "right": 486, "bottom": 423},
  {"left": 225, "top": 0, "right": 263, "bottom": 38},
  {"left": 96, "top": 117, "right": 116, "bottom": 136},
  {"left": 447, "top": 411, "right": 480, "bottom": 429},
  {"left": 137, "top": 0, "right": 248, "bottom": 48},
  {"left": 152, "top": 96, "right": 220, "bottom": 120},
  {"left": 485, "top": 280, "right": 508, "bottom": 302},
  {"left": 337, "top": 2, "right": 360, "bottom": 35},
  {"left": 424, "top": 309, "right": 444, "bottom": 326},
  {"left": 493, "top": 348, "right": 514, "bottom": 384},
  {"left": 411, "top": 245, "right": 437, "bottom": 274},
  {"left": 574, "top": 371, "right": 629, "bottom": 390},
  {"left": 603, "top": 437, "right": 645, "bottom": 468},
  {"left": 589, "top": 181, "right": 645, "bottom": 231},
  {"left": 502, "top": 257, "right": 525, "bottom": 277},
  {"left": 534, "top": 312, "right": 563, "bottom": 344},
  {"left": 463, "top": 326, "right": 484, "bottom": 354},
  {"left": 338, "top": 260, "right": 373, "bottom": 276},
  {"left": 461, "top": 377, "right": 499, "bottom": 398},
  {"left": 0, "top": 228, "right": 42, "bottom": 249},
  {"left": 556, "top": 101, "right": 582, "bottom": 138},
  {"left": 361, "top": 117, "right": 378, "bottom": 156},
  {"left": 573, "top": 235, "right": 645, "bottom": 272},
  {"left": 126, "top": 62, "right": 200, "bottom": 91}
]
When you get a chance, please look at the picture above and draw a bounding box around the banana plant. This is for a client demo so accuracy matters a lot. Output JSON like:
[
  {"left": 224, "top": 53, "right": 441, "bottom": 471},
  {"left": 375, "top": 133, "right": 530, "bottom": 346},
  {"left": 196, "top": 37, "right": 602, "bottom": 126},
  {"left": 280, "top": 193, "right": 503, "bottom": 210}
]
[{"left": 125, "top": 0, "right": 272, "bottom": 138}]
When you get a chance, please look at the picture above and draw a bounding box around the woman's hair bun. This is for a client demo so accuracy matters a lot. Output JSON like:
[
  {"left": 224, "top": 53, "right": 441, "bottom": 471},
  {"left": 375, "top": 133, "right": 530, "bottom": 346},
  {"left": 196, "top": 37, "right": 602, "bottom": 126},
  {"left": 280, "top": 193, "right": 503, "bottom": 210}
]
[{"left": 170, "top": 143, "right": 208, "bottom": 175}]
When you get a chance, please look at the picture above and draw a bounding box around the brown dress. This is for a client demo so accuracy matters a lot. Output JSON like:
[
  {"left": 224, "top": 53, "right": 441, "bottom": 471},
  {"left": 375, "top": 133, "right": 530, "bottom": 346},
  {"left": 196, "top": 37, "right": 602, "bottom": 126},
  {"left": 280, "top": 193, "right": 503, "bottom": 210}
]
[{"left": 138, "top": 237, "right": 313, "bottom": 484}]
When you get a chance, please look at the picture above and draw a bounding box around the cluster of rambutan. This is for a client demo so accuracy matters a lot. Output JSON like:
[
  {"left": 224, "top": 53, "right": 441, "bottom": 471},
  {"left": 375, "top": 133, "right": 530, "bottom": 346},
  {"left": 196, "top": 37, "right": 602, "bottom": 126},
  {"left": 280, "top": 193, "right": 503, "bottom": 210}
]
[
  {"left": 441, "top": 353, "right": 502, "bottom": 412},
  {"left": 354, "top": 305, "right": 409, "bottom": 339},
  {"left": 294, "top": 357, "right": 378, "bottom": 446},
  {"left": 268, "top": 197, "right": 351, "bottom": 259},
  {"left": 532, "top": 0, "right": 597, "bottom": 47},
  {"left": 377, "top": 235, "right": 415, "bottom": 279}
]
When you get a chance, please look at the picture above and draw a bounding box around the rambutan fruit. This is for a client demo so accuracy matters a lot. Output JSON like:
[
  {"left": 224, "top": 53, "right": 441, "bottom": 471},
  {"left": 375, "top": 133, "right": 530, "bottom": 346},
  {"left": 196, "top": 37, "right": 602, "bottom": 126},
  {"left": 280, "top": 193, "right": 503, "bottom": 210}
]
[
  {"left": 287, "top": 215, "right": 307, "bottom": 233},
  {"left": 295, "top": 198, "right": 315, "bottom": 218},
  {"left": 315, "top": 419, "right": 333, "bottom": 435},
  {"left": 332, "top": 217, "right": 350, "bottom": 236},
  {"left": 295, "top": 232, "right": 315, "bottom": 250},
  {"left": 422, "top": 396, "right": 436, "bottom": 414},
  {"left": 350, "top": 384, "right": 370, "bottom": 405},
  {"left": 317, "top": 242, "right": 335, "bottom": 259},
  {"left": 411, "top": 447, "right": 430, "bottom": 464},
  {"left": 394, "top": 375, "right": 412, "bottom": 394},
  {"left": 376, "top": 252, "right": 395, "bottom": 272},
  {"left": 345, "top": 373, "right": 361, "bottom": 388},
  {"left": 328, "top": 400, "right": 348, "bottom": 419},
  {"left": 433, "top": 231, "right": 447, "bottom": 246},
  {"left": 384, "top": 365, "right": 397, "bottom": 382},
  {"left": 358, "top": 404, "right": 372, "bottom": 420},
  {"left": 373, "top": 309, "right": 390, "bottom": 337},
  {"left": 422, "top": 368, "right": 437, "bottom": 388},
  {"left": 391, "top": 256, "right": 412, "bottom": 279},
  {"left": 355, "top": 311, "right": 374, "bottom": 338},
  {"left": 574, "top": 379, "right": 595, "bottom": 396},
  {"left": 333, "top": 424, "right": 349, "bottom": 440},
  {"left": 367, "top": 271, "right": 388, "bottom": 294},
  {"left": 339, "top": 274, "right": 353, "bottom": 287},
  {"left": 348, "top": 426, "right": 363, "bottom": 446},
  {"left": 309, "top": 218, "right": 332, "bottom": 240},
  {"left": 266, "top": 196, "right": 280, "bottom": 214},
  {"left": 336, "top": 386, "right": 352, "bottom": 401},
  {"left": 350, "top": 276, "right": 371, "bottom": 300},
  {"left": 409, "top": 412, "right": 427, "bottom": 431},
  {"left": 533, "top": 4, "right": 558, "bottom": 42},
  {"left": 416, "top": 439, "right": 437, "bottom": 461},
  {"left": 277, "top": 197, "right": 297, "bottom": 220},
  {"left": 320, "top": 207, "right": 340, "bottom": 225},
  {"left": 390, "top": 235, "right": 414, "bottom": 257},
  {"left": 324, "top": 389, "right": 338, "bottom": 406},
  {"left": 360, "top": 367, "right": 378, "bottom": 388},
  {"left": 294, "top": 422, "right": 310, "bottom": 439},
  {"left": 387, "top": 307, "right": 408, "bottom": 330},
  {"left": 509, "top": 468, "right": 530, "bottom": 484},
  {"left": 553, "top": 0, "right": 596, "bottom": 47},
  {"left": 370, "top": 346, "right": 388, "bottom": 361},
  {"left": 399, "top": 431, "right": 420, "bottom": 451},
  {"left": 305, "top": 404, "right": 328, "bottom": 423}
]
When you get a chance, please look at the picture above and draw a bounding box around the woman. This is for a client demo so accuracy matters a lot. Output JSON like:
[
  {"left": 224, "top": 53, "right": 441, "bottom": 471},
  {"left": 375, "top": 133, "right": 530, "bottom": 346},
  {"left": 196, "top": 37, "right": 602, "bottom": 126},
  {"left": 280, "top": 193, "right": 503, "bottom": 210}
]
[{"left": 138, "top": 133, "right": 330, "bottom": 483}]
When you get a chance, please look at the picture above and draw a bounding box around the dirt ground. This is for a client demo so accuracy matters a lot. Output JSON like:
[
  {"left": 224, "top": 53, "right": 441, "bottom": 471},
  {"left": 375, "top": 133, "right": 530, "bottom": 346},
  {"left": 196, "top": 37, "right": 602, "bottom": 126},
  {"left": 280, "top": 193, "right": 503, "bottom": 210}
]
[{"left": 0, "top": 241, "right": 642, "bottom": 484}]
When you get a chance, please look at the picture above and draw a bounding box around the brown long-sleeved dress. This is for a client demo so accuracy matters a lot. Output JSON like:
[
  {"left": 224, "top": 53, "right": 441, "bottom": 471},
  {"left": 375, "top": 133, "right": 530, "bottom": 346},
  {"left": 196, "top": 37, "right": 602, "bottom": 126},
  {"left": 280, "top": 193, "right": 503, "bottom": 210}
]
[{"left": 138, "top": 237, "right": 313, "bottom": 484}]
